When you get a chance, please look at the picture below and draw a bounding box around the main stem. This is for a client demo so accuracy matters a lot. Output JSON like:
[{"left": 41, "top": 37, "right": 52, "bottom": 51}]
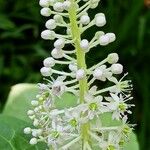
[{"left": 68, "top": 0, "right": 90, "bottom": 148}]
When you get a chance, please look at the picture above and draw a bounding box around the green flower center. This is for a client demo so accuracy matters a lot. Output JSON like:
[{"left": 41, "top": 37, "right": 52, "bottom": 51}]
[
  {"left": 51, "top": 131, "right": 59, "bottom": 138},
  {"left": 119, "top": 139, "right": 125, "bottom": 146},
  {"left": 123, "top": 125, "right": 130, "bottom": 135},
  {"left": 107, "top": 145, "right": 115, "bottom": 150},
  {"left": 89, "top": 102, "right": 98, "bottom": 111},
  {"left": 69, "top": 119, "right": 77, "bottom": 127},
  {"left": 119, "top": 102, "right": 127, "bottom": 111}
]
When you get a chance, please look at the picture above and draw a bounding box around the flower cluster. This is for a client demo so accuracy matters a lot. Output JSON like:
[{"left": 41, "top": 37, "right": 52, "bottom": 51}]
[{"left": 24, "top": 0, "right": 134, "bottom": 149}]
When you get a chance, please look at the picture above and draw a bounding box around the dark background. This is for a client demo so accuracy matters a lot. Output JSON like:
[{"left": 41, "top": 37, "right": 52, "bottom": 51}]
[{"left": 0, "top": 0, "right": 150, "bottom": 149}]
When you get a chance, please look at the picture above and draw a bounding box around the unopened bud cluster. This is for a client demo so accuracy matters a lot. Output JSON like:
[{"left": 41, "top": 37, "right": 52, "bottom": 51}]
[{"left": 24, "top": 0, "right": 134, "bottom": 149}]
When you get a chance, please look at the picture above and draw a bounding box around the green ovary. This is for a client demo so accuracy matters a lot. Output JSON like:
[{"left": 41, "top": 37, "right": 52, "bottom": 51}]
[
  {"left": 89, "top": 103, "right": 98, "bottom": 111},
  {"left": 70, "top": 119, "right": 77, "bottom": 127}
]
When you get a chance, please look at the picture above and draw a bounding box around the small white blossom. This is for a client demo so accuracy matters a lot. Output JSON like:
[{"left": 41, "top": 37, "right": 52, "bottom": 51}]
[
  {"left": 27, "top": 110, "right": 34, "bottom": 116},
  {"left": 95, "top": 13, "right": 106, "bottom": 27},
  {"left": 53, "top": 2, "right": 64, "bottom": 12},
  {"left": 33, "top": 119, "right": 39, "bottom": 127},
  {"left": 30, "top": 138, "right": 38, "bottom": 145},
  {"left": 31, "top": 100, "right": 39, "bottom": 106},
  {"left": 106, "top": 33, "right": 116, "bottom": 43},
  {"left": 107, "top": 53, "right": 119, "bottom": 64},
  {"left": 39, "top": 0, "right": 50, "bottom": 7},
  {"left": 99, "top": 34, "right": 110, "bottom": 46},
  {"left": 41, "top": 30, "right": 55, "bottom": 40},
  {"left": 43, "top": 57, "right": 55, "bottom": 67},
  {"left": 53, "top": 14, "right": 63, "bottom": 23},
  {"left": 63, "top": 1, "right": 71, "bottom": 10},
  {"left": 93, "top": 65, "right": 112, "bottom": 81},
  {"left": 111, "top": 63, "right": 123, "bottom": 74},
  {"left": 24, "top": 127, "right": 31, "bottom": 134},
  {"left": 69, "top": 63, "right": 77, "bottom": 72},
  {"left": 80, "top": 39, "right": 89, "bottom": 52},
  {"left": 45, "top": 19, "right": 56, "bottom": 30},
  {"left": 40, "top": 67, "right": 52, "bottom": 76},
  {"left": 54, "top": 38, "right": 65, "bottom": 49},
  {"left": 40, "top": 7, "right": 51, "bottom": 17},
  {"left": 80, "top": 15, "right": 90, "bottom": 25},
  {"left": 51, "top": 48, "right": 64, "bottom": 59},
  {"left": 76, "top": 69, "right": 85, "bottom": 80}
]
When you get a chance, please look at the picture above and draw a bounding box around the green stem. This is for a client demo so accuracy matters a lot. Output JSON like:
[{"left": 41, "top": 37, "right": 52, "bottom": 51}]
[{"left": 68, "top": 0, "right": 90, "bottom": 148}]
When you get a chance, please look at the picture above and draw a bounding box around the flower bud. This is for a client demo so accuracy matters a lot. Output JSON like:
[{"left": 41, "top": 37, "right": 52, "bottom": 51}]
[
  {"left": 45, "top": 19, "right": 56, "bottom": 30},
  {"left": 30, "top": 138, "right": 37, "bottom": 145},
  {"left": 80, "top": 39, "right": 89, "bottom": 52},
  {"left": 53, "top": 15, "right": 63, "bottom": 23},
  {"left": 51, "top": 48, "right": 64, "bottom": 59},
  {"left": 24, "top": 127, "right": 31, "bottom": 134},
  {"left": 27, "top": 110, "right": 34, "bottom": 116},
  {"left": 80, "top": 15, "right": 90, "bottom": 25},
  {"left": 76, "top": 69, "right": 85, "bottom": 80},
  {"left": 40, "top": 7, "right": 51, "bottom": 17},
  {"left": 40, "top": 67, "right": 52, "bottom": 76},
  {"left": 69, "top": 63, "right": 77, "bottom": 72},
  {"left": 95, "top": 13, "right": 106, "bottom": 27},
  {"left": 39, "top": 0, "right": 50, "bottom": 7},
  {"left": 54, "top": 38, "right": 65, "bottom": 49},
  {"left": 43, "top": 57, "right": 55, "bottom": 67},
  {"left": 93, "top": 68, "right": 103, "bottom": 80},
  {"left": 41, "top": 30, "right": 55, "bottom": 40},
  {"left": 53, "top": 2, "right": 64, "bottom": 12},
  {"left": 63, "top": 1, "right": 71, "bottom": 10},
  {"left": 111, "top": 63, "right": 123, "bottom": 74},
  {"left": 33, "top": 119, "right": 39, "bottom": 127},
  {"left": 31, "top": 100, "right": 39, "bottom": 106},
  {"left": 99, "top": 35, "right": 109, "bottom": 46},
  {"left": 106, "top": 33, "right": 116, "bottom": 43},
  {"left": 107, "top": 53, "right": 119, "bottom": 64}
]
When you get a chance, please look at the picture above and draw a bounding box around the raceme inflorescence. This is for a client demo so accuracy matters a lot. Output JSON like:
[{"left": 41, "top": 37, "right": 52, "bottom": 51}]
[{"left": 24, "top": 0, "right": 134, "bottom": 149}]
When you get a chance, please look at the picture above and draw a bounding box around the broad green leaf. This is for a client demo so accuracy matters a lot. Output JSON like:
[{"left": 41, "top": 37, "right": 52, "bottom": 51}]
[
  {"left": 3, "top": 84, "right": 39, "bottom": 122},
  {"left": 0, "top": 115, "right": 47, "bottom": 150}
]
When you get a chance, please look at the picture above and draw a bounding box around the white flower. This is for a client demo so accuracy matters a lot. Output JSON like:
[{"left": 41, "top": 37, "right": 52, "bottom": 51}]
[
  {"left": 45, "top": 19, "right": 56, "bottom": 30},
  {"left": 40, "top": 67, "right": 52, "bottom": 76},
  {"left": 30, "top": 138, "right": 38, "bottom": 145},
  {"left": 100, "top": 132, "right": 120, "bottom": 150},
  {"left": 27, "top": 110, "right": 34, "bottom": 116},
  {"left": 76, "top": 69, "right": 85, "bottom": 80},
  {"left": 51, "top": 48, "right": 64, "bottom": 59},
  {"left": 43, "top": 57, "right": 55, "bottom": 67},
  {"left": 107, "top": 93, "right": 133, "bottom": 120},
  {"left": 95, "top": 13, "right": 106, "bottom": 27},
  {"left": 99, "top": 34, "right": 110, "bottom": 46},
  {"left": 31, "top": 100, "right": 39, "bottom": 106},
  {"left": 63, "top": 1, "right": 71, "bottom": 10},
  {"left": 24, "top": 127, "right": 31, "bottom": 134},
  {"left": 53, "top": 2, "right": 64, "bottom": 12},
  {"left": 80, "top": 15, "right": 90, "bottom": 25},
  {"left": 108, "top": 75, "right": 133, "bottom": 94},
  {"left": 54, "top": 38, "right": 65, "bottom": 49},
  {"left": 93, "top": 65, "right": 112, "bottom": 81},
  {"left": 41, "top": 30, "right": 55, "bottom": 40},
  {"left": 39, "top": 0, "right": 50, "bottom": 7},
  {"left": 81, "top": 93, "right": 108, "bottom": 120},
  {"left": 107, "top": 53, "right": 119, "bottom": 64},
  {"left": 33, "top": 119, "right": 39, "bottom": 127},
  {"left": 106, "top": 33, "right": 116, "bottom": 43},
  {"left": 40, "top": 7, "right": 51, "bottom": 17},
  {"left": 111, "top": 63, "right": 123, "bottom": 74},
  {"left": 51, "top": 76, "right": 66, "bottom": 96},
  {"left": 80, "top": 39, "right": 89, "bottom": 52}
]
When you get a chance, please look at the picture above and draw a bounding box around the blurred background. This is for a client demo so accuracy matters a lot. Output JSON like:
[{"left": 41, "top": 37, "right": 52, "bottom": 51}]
[{"left": 0, "top": 0, "right": 150, "bottom": 149}]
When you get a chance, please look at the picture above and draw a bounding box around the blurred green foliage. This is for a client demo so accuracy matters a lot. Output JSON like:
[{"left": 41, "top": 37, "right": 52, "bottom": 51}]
[{"left": 0, "top": 0, "right": 150, "bottom": 149}]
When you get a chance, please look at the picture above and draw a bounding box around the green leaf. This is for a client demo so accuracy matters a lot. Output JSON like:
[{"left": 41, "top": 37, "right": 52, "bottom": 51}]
[
  {"left": 0, "top": 115, "right": 47, "bottom": 150},
  {"left": 3, "top": 84, "right": 39, "bottom": 122}
]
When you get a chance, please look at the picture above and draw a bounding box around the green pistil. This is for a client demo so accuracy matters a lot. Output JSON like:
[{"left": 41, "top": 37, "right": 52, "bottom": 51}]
[
  {"left": 119, "top": 102, "right": 127, "bottom": 111},
  {"left": 89, "top": 103, "right": 98, "bottom": 111},
  {"left": 70, "top": 119, "right": 77, "bottom": 127},
  {"left": 123, "top": 125, "right": 130, "bottom": 135},
  {"left": 107, "top": 145, "right": 115, "bottom": 150},
  {"left": 119, "top": 139, "right": 125, "bottom": 146},
  {"left": 52, "top": 131, "right": 59, "bottom": 139}
]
